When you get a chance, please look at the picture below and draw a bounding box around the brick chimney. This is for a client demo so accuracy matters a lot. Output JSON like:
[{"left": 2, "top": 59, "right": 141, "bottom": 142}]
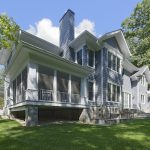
[{"left": 59, "top": 9, "right": 75, "bottom": 59}]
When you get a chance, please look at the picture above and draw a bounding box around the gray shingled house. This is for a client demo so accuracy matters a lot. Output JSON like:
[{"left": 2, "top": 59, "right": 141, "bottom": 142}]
[{"left": 0, "top": 9, "right": 150, "bottom": 126}]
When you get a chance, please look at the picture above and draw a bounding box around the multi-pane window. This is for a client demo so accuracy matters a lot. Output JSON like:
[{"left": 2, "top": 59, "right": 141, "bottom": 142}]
[
  {"left": 88, "top": 50, "right": 94, "bottom": 67},
  {"left": 107, "top": 83, "right": 120, "bottom": 102},
  {"left": 141, "top": 75, "right": 145, "bottom": 86},
  {"left": 77, "top": 49, "right": 82, "bottom": 65},
  {"left": 123, "top": 92, "right": 132, "bottom": 108},
  {"left": 141, "top": 95, "right": 145, "bottom": 104},
  {"left": 88, "top": 81, "right": 94, "bottom": 101},
  {"left": 108, "top": 51, "right": 121, "bottom": 73}
]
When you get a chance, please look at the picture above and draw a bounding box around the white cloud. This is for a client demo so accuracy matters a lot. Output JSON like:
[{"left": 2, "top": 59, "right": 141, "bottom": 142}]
[
  {"left": 26, "top": 18, "right": 96, "bottom": 46},
  {"left": 75, "top": 19, "right": 95, "bottom": 37},
  {"left": 26, "top": 18, "right": 59, "bottom": 46}
]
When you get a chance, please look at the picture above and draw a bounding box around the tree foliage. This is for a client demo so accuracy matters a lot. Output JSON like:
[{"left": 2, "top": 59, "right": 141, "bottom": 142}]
[
  {"left": 0, "top": 14, "right": 20, "bottom": 50},
  {"left": 122, "top": 0, "right": 150, "bottom": 67}
]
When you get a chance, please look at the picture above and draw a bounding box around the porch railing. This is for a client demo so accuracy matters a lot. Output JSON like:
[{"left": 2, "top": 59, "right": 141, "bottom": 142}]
[
  {"left": 57, "top": 91, "right": 69, "bottom": 103},
  {"left": 38, "top": 89, "right": 54, "bottom": 101},
  {"left": 71, "top": 94, "right": 81, "bottom": 104}
]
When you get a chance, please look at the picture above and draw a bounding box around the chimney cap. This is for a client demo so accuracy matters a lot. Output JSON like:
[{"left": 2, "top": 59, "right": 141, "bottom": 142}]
[{"left": 59, "top": 9, "right": 75, "bottom": 22}]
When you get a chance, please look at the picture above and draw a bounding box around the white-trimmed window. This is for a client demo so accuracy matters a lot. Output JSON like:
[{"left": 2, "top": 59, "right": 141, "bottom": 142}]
[
  {"left": 123, "top": 92, "right": 132, "bottom": 109},
  {"left": 76, "top": 49, "right": 83, "bottom": 65},
  {"left": 141, "top": 95, "right": 145, "bottom": 104},
  {"left": 88, "top": 50, "right": 95, "bottom": 68},
  {"left": 107, "top": 82, "right": 120, "bottom": 102},
  {"left": 108, "top": 51, "right": 121, "bottom": 73},
  {"left": 141, "top": 75, "right": 145, "bottom": 86},
  {"left": 88, "top": 81, "right": 94, "bottom": 101}
]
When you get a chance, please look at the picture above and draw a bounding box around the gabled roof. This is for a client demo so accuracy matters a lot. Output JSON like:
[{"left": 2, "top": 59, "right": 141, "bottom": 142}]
[
  {"left": 69, "top": 30, "right": 99, "bottom": 51},
  {"left": 19, "top": 30, "right": 63, "bottom": 55},
  {"left": 97, "top": 29, "right": 132, "bottom": 58},
  {"left": 131, "top": 66, "right": 150, "bottom": 83}
]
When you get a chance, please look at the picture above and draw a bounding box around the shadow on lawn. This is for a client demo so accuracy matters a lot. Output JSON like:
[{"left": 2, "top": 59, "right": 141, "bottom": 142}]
[{"left": 0, "top": 119, "right": 150, "bottom": 150}]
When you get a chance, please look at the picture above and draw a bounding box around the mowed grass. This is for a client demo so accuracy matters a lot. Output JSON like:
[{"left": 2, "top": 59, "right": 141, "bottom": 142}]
[{"left": 0, "top": 119, "right": 150, "bottom": 150}]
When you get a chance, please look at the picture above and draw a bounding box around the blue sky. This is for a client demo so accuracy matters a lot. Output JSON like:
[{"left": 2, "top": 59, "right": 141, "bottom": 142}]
[
  {"left": 1, "top": 0, "right": 141, "bottom": 33},
  {"left": 0, "top": 0, "right": 142, "bottom": 69}
]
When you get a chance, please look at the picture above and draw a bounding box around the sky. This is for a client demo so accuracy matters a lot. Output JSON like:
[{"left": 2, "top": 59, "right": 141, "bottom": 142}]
[{"left": 0, "top": 0, "right": 142, "bottom": 46}]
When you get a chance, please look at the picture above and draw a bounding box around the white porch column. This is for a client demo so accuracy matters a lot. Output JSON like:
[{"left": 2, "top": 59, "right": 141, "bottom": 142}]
[
  {"left": 68, "top": 75, "right": 71, "bottom": 103},
  {"left": 26, "top": 63, "right": 38, "bottom": 101},
  {"left": 53, "top": 70, "right": 57, "bottom": 102},
  {"left": 81, "top": 77, "right": 87, "bottom": 105}
]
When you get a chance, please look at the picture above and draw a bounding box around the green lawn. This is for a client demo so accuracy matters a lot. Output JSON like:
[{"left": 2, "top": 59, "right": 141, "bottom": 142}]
[{"left": 0, "top": 119, "right": 150, "bottom": 150}]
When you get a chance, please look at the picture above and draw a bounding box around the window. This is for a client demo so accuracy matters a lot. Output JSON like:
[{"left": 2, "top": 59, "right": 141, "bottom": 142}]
[
  {"left": 88, "top": 50, "right": 94, "bottom": 67},
  {"left": 77, "top": 49, "right": 82, "bottom": 65},
  {"left": 88, "top": 81, "right": 94, "bottom": 101},
  {"left": 112, "top": 55, "right": 116, "bottom": 71},
  {"left": 123, "top": 92, "right": 132, "bottom": 108},
  {"left": 141, "top": 75, "right": 145, "bottom": 86},
  {"left": 117, "top": 58, "right": 120, "bottom": 72},
  {"left": 107, "top": 51, "right": 121, "bottom": 73},
  {"left": 141, "top": 95, "right": 145, "bottom": 104},
  {"left": 108, "top": 52, "right": 112, "bottom": 69},
  {"left": 107, "top": 83, "right": 120, "bottom": 102}
]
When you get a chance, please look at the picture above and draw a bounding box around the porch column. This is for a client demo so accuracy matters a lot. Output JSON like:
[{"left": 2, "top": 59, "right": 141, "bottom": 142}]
[
  {"left": 81, "top": 77, "right": 87, "bottom": 105},
  {"left": 25, "top": 106, "right": 38, "bottom": 126},
  {"left": 26, "top": 63, "right": 38, "bottom": 101},
  {"left": 53, "top": 70, "right": 57, "bottom": 102},
  {"left": 68, "top": 75, "right": 71, "bottom": 103}
]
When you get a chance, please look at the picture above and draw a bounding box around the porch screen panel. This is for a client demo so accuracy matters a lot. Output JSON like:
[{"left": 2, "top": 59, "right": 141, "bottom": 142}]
[
  {"left": 71, "top": 76, "right": 81, "bottom": 94},
  {"left": 16, "top": 74, "right": 21, "bottom": 102},
  {"left": 57, "top": 71, "right": 69, "bottom": 92},
  {"left": 38, "top": 66, "right": 54, "bottom": 90},
  {"left": 13, "top": 79, "right": 16, "bottom": 104},
  {"left": 22, "top": 67, "right": 27, "bottom": 100}
]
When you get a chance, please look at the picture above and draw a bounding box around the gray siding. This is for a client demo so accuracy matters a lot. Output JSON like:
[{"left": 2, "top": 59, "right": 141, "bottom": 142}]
[
  {"left": 122, "top": 70, "right": 132, "bottom": 93},
  {"left": 95, "top": 50, "right": 102, "bottom": 105}
]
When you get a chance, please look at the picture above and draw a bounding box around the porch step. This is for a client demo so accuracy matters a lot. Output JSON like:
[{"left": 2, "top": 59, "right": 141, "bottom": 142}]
[{"left": 136, "top": 113, "right": 150, "bottom": 118}]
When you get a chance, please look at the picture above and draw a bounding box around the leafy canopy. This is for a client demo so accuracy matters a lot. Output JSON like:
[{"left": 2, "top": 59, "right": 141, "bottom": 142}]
[
  {"left": 122, "top": 0, "right": 150, "bottom": 67},
  {"left": 0, "top": 14, "right": 19, "bottom": 50}
]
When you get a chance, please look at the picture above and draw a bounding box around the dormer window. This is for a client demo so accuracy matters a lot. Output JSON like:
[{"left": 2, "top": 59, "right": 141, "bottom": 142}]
[
  {"left": 76, "top": 49, "right": 82, "bottom": 65},
  {"left": 88, "top": 50, "right": 95, "bottom": 67}
]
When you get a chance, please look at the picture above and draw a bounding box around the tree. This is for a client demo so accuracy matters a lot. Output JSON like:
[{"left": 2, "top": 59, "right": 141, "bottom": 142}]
[
  {"left": 122, "top": 0, "right": 150, "bottom": 67},
  {"left": 0, "top": 14, "right": 20, "bottom": 50}
]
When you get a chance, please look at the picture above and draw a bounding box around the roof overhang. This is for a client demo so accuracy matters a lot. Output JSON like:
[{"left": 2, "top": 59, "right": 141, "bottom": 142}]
[
  {"left": 22, "top": 41, "right": 94, "bottom": 77},
  {"left": 97, "top": 30, "right": 132, "bottom": 58},
  {"left": 0, "top": 48, "right": 11, "bottom": 65},
  {"left": 123, "top": 59, "right": 138, "bottom": 73},
  {"left": 130, "top": 66, "right": 150, "bottom": 83},
  {"left": 69, "top": 30, "right": 99, "bottom": 51}
]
